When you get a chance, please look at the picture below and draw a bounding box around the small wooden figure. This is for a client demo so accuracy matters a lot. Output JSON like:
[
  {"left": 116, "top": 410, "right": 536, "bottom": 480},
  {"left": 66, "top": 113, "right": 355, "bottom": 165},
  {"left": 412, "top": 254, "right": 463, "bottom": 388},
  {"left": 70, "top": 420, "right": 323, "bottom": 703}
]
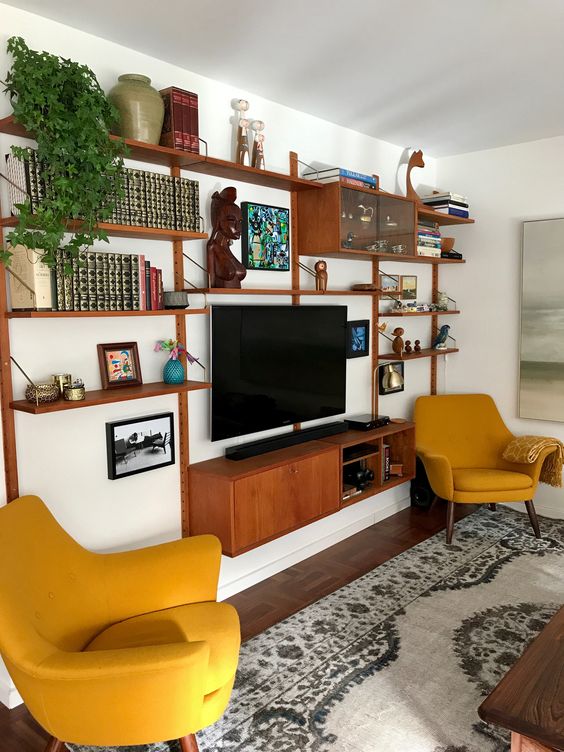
[
  {"left": 405, "top": 149, "right": 425, "bottom": 204},
  {"left": 404, "top": 340, "right": 412, "bottom": 354},
  {"left": 414, "top": 339, "right": 421, "bottom": 352},
  {"left": 391, "top": 327, "right": 405, "bottom": 358},
  {"left": 233, "top": 99, "right": 250, "bottom": 165},
  {"left": 251, "top": 120, "right": 265, "bottom": 170},
  {"left": 377, "top": 322, "right": 387, "bottom": 334},
  {"left": 314, "top": 260, "right": 328, "bottom": 291},
  {"left": 206, "top": 186, "right": 247, "bottom": 289}
]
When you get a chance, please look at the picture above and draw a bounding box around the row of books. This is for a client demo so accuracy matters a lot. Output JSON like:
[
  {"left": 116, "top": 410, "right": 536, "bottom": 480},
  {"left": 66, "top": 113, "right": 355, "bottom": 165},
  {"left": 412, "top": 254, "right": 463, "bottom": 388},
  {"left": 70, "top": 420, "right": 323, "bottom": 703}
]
[
  {"left": 302, "top": 165, "right": 379, "bottom": 190},
  {"left": 9, "top": 245, "right": 167, "bottom": 312},
  {"left": 422, "top": 191, "right": 470, "bottom": 219},
  {"left": 417, "top": 219, "right": 441, "bottom": 258},
  {"left": 6, "top": 151, "right": 201, "bottom": 232},
  {"left": 160, "top": 86, "right": 200, "bottom": 154}
]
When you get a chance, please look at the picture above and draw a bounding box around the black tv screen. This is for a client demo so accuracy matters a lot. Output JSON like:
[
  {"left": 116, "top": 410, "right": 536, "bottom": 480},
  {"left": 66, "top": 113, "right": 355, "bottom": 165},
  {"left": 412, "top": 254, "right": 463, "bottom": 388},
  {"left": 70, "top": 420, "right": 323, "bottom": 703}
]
[{"left": 211, "top": 305, "right": 347, "bottom": 442}]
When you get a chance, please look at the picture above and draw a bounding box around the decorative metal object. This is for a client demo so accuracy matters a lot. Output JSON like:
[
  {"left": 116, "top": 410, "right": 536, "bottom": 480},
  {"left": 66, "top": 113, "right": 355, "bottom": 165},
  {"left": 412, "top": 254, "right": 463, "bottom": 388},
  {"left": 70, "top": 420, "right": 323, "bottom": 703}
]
[
  {"left": 52, "top": 373, "right": 72, "bottom": 395},
  {"left": 163, "top": 291, "right": 190, "bottom": 309},
  {"left": 25, "top": 383, "right": 60, "bottom": 405},
  {"left": 63, "top": 379, "right": 86, "bottom": 401}
]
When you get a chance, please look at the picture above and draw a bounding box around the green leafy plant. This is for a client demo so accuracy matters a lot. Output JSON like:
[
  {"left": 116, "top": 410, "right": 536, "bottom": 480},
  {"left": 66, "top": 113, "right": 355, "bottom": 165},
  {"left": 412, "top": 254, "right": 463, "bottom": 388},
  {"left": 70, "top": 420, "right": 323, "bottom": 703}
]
[{"left": 1, "top": 36, "right": 126, "bottom": 269}]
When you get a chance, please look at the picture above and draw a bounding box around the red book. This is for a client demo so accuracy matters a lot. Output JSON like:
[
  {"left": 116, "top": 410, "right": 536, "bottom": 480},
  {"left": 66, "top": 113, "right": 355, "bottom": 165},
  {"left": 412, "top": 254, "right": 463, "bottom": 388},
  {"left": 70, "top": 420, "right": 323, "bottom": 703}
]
[
  {"left": 150, "top": 266, "right": 158, "bottom": 311},
  {"left": 138, "top": 255, "right": 146, "bottom": 310},
  {"left": 181, "top": 92, "right": 192, "bottom": 153},
  {"left": 188, "top": 92, "right": 199, "bottom": 154},
  {"left": 157, "top": 268, "right": 163, "bottom": 309},
  {"left": 160, "top": 87, "right": 185, "bottom": 151}
]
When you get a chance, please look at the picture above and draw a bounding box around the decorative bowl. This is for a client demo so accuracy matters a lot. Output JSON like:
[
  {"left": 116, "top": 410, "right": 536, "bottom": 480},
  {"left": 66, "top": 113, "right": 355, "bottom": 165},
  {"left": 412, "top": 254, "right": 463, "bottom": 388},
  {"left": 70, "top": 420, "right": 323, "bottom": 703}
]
[{"left": 25, "top": 383, "right": 60, "bottom": 404}]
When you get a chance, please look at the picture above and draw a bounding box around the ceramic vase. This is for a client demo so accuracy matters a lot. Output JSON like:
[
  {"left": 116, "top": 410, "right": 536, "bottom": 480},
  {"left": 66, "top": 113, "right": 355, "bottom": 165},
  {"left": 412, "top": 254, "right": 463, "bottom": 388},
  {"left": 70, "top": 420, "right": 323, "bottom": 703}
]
[
  {"left": 163, "top": 358, "right": 184, "bottom": 385},
  {"left": 108, "top": 74, "right": 164, "bottom": 145}
]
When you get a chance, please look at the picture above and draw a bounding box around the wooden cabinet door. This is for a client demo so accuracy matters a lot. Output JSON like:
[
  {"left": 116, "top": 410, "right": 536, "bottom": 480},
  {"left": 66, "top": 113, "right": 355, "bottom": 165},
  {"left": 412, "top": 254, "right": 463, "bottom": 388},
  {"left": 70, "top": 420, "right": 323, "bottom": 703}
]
[{"left": 233, "top": 448, "right": 339, "bottom": 551}]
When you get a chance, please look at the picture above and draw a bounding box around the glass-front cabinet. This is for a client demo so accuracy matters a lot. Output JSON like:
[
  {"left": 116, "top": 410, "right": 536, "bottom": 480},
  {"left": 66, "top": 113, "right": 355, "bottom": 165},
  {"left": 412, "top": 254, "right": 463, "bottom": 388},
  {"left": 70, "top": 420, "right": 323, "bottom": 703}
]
[{"left": 297, "top": 183, "right": 416, "bottom": 260}]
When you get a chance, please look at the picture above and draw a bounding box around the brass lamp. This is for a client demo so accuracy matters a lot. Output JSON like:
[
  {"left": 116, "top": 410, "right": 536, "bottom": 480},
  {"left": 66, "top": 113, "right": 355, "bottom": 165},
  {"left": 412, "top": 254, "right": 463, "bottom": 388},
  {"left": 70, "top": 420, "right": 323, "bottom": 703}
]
[{"left": 372, "top": 361, "right": 405, "bottom": 415}]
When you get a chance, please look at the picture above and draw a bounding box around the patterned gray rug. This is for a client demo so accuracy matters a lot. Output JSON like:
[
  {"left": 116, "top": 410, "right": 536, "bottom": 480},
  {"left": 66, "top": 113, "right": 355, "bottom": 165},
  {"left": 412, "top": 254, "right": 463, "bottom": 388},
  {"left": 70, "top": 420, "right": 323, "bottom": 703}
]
[{"left": 70, "top": 507, "right": 564, "bottom": 752}]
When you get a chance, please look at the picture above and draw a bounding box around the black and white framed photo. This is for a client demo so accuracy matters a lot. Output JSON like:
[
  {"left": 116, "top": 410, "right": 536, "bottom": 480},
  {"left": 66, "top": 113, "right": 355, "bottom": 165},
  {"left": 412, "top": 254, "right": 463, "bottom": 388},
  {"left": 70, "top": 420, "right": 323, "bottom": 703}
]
[
  {"left": 346, "top": 319, "right": 370, "bottom": 358},
  {"left": 106, "top": 412, "right": 175, "bottom": 480}
]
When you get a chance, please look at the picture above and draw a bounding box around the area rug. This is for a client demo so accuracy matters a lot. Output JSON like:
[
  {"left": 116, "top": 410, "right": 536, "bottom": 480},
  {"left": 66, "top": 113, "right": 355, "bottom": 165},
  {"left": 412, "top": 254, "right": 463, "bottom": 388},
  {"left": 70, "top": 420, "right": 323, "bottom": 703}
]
[{"left": 70, "top": 507, "right": 564, "bottom": 752}]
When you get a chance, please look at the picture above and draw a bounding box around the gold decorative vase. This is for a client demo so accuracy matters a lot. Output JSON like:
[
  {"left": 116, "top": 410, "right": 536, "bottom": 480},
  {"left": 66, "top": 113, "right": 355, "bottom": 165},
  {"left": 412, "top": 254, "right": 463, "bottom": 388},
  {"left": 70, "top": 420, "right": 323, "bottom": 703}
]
[
  {"left": 63, "top": 384, "right": 86, "bottom": 401},
  {"left": 108, "top": 74, "right": 164, "bottom": 145}
]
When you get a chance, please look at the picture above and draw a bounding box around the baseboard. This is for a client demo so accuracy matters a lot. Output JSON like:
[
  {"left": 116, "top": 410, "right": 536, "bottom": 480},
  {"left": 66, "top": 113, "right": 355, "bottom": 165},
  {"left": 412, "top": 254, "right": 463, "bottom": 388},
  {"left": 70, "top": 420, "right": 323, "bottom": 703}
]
[
  {"left": 506, "top": 500, "right": 564, "bottom": 520},
  {"left": 0, "top": 673, "right": 22, "bottom": 709},
  {"left": 218, "top": 494, "right": 411, "bottom": 601}
]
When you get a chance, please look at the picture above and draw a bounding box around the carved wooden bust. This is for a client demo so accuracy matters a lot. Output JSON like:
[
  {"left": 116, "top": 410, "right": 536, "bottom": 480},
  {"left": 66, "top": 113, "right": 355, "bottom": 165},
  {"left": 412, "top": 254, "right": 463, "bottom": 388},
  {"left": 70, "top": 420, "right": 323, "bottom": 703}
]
[{"left": 206, "top": 186, "right": 247, "bottom": 289}]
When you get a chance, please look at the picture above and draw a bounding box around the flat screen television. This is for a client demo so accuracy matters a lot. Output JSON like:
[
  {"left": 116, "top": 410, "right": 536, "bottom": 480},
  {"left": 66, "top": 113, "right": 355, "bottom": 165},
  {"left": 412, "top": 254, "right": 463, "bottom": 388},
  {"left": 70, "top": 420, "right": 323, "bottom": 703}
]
[{"left": 211, "top": 305, "right": 347, "bottom": 442}]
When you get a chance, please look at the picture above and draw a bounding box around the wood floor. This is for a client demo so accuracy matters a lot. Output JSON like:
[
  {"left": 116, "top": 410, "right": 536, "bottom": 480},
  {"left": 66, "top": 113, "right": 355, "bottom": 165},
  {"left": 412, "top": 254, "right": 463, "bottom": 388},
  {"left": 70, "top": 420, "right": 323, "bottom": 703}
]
[{"left": 0, "top": 500, "right": 477, "bottom": 751}]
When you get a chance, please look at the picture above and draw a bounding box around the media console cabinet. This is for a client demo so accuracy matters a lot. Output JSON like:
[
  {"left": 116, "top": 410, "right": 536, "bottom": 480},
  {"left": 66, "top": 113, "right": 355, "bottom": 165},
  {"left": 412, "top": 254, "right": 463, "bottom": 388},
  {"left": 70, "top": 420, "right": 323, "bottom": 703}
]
[{"left": 189, "top": 421, "right": 415, "bottom": 556}]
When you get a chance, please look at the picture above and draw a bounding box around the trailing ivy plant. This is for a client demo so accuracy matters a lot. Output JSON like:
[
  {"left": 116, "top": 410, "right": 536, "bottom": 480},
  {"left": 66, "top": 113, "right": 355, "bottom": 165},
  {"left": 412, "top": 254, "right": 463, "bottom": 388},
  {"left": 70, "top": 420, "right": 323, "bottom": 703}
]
[{"left": 1, "top": 36, "right": 126, "bottom": 270}]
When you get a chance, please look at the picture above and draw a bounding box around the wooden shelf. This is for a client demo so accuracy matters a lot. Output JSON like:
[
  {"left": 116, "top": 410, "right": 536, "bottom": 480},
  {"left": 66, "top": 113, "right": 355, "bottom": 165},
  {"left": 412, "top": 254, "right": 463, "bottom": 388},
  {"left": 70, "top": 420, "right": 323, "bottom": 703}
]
[
  {"left": 6, "top": 308, "right": 209, "bottom": 319},
  {"left": 186, "top": 287, "right": 380, "bottom": 296},
  {"left": 379, "top": 309, "right": 460, "bottom": 317},
  {"left": 0, "top": 114, "right": 321, "bottom": 193},
  {"left": 0, "top": 216, "right": 207, "bottom": 242},
  {"left": 342, "top": 450, "right": 379, "bottom": 467},
  {"left": 10, "top": 380, "right": 211, "bottom": 414},
  {"left": 379, "top": 347, "right": 459, "bottom": 360},
  {"left": 418, "top": 206, "right": 474, "bottom": 226},
  {"left": 340, "top": 474, "right": 415, "bottom": 507},
  {"left": 299, "top": 248, "right": 465, "bottom": 263}
]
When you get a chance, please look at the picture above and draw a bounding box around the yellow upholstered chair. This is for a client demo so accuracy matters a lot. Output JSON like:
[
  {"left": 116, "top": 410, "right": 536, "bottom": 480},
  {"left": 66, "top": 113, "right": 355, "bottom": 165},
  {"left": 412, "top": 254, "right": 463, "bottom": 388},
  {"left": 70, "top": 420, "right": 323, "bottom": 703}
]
[
  {"left": 415, "top": 394, "right": 553, "bottom": 544},
  {"left": 0, "top": 495, "right": 240, "bottom": 752}
]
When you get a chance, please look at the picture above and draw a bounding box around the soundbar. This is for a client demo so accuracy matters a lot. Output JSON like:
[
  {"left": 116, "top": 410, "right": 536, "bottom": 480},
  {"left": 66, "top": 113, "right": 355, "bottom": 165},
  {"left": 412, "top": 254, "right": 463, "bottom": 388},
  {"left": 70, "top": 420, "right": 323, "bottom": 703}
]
[{"left": 225, "top": 421, "right": 348, "bottom": 461}]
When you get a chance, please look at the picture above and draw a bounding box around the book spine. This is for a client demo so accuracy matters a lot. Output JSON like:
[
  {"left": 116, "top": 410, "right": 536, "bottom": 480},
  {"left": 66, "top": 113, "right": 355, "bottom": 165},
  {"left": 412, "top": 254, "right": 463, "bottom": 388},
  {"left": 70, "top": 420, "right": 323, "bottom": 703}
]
[
  {"left": 339, "top": 168, "right": 377, "bottom": 184},
  {"left": 340, "top": 177, "right": 377, "bottom": 190},
  {"left": 138, "top": 255, "right": 146, "bottom": 311},
  {"left": 188, "top": 92, "right": 199, "bottom": 153},
  {"left": 156, "top": 267, "right": 163, "bottom": 310},
  {"left": 181, "top": 91, "right": 192, "bottom": 153},
  {"left": 145, "top": 261, "right": 152, "bottom": 310},
  {"left": 71, "top": 255, "right": 80, "bottom": 311},
  {"left": 383, "top": 445, "right": 391, "bottom": 482},
  {"left": 95, "top": 253, "right": 106, "bottom": 311},
  {"left": 54, "top": 250, "right": 64, "bottom": 311},
  {"left": 114, "top": 254, "right": 123, "bottom": 310},
  {"left": 122, "top": 254, "right": 133, "bottom": 311},
  {"left": 8, "top": 244, "right": 54, "bottom": 311},
  {"left": 62, "top": 251, "right": 73, "bottom": 311},
  {"left": 434, "top": 207, "right": 469, "bottom": 217},
  {"left": 131, "top": 254, "right": 141, "bottom": 310},
  {"left": 173, "top": 176, "right": 182, "bottom": 230},
  {"left": 160, "top": 88, "right": 185, "bottom": 150},
  {"left": 87, "top": 251, "right": 97, "bottom": 311},
  {"left": 107, "top": 253, "right": 117, "bottom": 311},
  {"left": 150, "top": 266, "right": 158, "bottom": 311},
  {"left": 416, "top": 246, "right": 441, "bottom": 257},
  {"left": 78, "top": 250, "right": 89, "bottom": 311}
]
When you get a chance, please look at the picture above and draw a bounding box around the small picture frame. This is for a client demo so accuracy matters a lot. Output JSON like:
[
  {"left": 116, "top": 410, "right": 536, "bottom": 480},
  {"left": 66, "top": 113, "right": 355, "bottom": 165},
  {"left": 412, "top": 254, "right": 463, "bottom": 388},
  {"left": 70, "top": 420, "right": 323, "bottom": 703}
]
[
  {"left": 379, "top": 362, "right": 405, "bottom": 395},
  {"left": 106, "top": 412, "right": 175, "bottom": 480},
  {"left": 379, "top": 273, "right": 400, "bottom": 294},
  {"left": 400, "top": 275, "right": 417, "bottom": 300},
  {"left": 97, "top": 342, "right": 142, "bottom": 389},
  {"left": 241, "top": 201, "right": 290, "bottom": 271},
  {"left": 346, "top": 320, "right": 370, "bottom": 358}
]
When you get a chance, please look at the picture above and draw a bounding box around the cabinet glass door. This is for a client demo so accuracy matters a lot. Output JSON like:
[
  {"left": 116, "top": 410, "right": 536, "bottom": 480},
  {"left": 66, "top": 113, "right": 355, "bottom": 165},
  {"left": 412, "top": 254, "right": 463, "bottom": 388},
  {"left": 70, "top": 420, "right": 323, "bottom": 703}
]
[{"left": 339, "top": 188, "right": 415, "bottom": 256}]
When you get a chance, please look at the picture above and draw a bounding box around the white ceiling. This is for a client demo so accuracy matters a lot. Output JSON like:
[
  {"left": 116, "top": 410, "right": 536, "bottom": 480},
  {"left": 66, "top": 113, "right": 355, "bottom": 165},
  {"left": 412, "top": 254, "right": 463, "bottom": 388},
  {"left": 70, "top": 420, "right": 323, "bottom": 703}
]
[{"left": 4, "top": 0, "right": 564, "bottom": 156}]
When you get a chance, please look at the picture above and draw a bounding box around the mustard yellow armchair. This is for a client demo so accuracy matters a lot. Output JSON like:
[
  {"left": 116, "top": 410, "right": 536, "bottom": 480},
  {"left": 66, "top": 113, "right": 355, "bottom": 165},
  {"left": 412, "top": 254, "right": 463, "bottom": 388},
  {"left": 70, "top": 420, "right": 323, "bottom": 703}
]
[
  {"left": 415, "top": 394, "right": 552, "bottom": 544},
  {"left": 0, "top": 495, "right": 240, "bottom": 752}
]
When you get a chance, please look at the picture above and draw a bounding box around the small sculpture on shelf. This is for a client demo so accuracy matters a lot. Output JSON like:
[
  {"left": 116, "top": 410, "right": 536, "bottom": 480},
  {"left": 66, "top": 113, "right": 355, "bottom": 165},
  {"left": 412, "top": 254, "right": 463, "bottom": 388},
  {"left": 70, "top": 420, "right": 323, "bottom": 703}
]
[
  {"left": 391, "top": 327, "right": 405, "bottom": 358},
  {"left": 432, "top": 324, "right": 451, "bottom": 350},
  {"left": 251, "top": 120, "right": 265, "bottom": 170},
  {"left": 405, "top": 149, "right": 425, "bottom": 204},
  {"left": 314, "top": 260, "right": 328, "bottom": 291},
  {"left": 63, "top": 378, "right": 86, "bottom": 401},
  {"left": 404, "top": 340, "right": 412, "bottom": 354},
  {"left": 343, "top": 231, "right": 356, "bottom": 249},
  {"left": 207, "top": 186, "right": 247, "bottom": 289},
  {"left": 414, "top": 340, "right": 421, "bottom": 352},
  {"left": 232, "top": 99, "right": 251, "bottom": 165}
]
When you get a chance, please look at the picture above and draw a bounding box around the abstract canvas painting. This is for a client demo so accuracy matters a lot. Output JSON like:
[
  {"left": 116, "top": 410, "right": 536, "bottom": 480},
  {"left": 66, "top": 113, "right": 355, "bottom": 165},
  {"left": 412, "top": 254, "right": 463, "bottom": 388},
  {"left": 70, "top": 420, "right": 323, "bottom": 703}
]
[
  {"left": 520, "top": 218, "right": 564, "bottom": 421},
  {"left": 241, "top": 201, "right": 290, "bottom": 270}
]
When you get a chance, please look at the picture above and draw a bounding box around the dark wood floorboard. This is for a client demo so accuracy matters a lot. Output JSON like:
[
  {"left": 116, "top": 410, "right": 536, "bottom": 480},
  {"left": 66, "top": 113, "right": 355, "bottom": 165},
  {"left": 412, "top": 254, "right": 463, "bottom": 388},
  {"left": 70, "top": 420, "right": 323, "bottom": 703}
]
[{"left": 0, "top": 500, "right": 477, "bottom": 750}]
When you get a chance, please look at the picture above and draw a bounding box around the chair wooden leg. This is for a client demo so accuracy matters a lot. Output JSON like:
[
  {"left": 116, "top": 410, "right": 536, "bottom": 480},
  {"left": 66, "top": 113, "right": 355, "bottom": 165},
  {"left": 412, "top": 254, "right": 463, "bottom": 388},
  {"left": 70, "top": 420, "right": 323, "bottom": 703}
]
[
  {"left": 446, "top": 501, "right": 455, "bottom": 544},
  {"left": 180, "top": 734, "right": 200, "bottom": 752},
  {"left": 525, "top": 500, "right": 542, "bottom": 539},
  {"left": 489, "top": 503, "right": 497, "bottom": 511},
  {"left": 44, "top": 738, "right": 65, "bottom": 752}
]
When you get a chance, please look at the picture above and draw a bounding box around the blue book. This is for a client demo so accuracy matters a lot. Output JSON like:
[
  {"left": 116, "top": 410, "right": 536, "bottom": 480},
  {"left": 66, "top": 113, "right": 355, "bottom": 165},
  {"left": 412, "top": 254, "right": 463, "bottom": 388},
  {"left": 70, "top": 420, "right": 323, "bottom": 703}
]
[{"left": 303, "top": 166, "right": 377, "bottom": 186}]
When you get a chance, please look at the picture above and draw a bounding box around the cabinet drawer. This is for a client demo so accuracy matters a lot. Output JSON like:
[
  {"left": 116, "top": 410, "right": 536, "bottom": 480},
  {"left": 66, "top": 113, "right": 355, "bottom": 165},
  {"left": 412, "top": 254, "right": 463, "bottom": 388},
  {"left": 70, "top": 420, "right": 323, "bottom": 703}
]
[{"left": 233, "top": 448, "right": 339, "bottom": 551}]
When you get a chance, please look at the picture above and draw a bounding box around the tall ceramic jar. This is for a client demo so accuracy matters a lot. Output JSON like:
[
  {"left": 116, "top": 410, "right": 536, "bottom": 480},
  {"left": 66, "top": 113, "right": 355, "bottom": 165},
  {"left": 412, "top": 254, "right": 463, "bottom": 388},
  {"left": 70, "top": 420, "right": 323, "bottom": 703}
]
[{"left": 108, "top": 74, "right": 164, "bottom": 145}]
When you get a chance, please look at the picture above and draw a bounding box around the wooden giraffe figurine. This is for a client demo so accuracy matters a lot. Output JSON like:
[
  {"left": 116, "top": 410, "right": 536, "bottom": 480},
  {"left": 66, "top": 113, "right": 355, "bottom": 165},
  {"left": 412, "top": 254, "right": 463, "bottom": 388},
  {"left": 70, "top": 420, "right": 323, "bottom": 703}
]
[{"left": 405, "top": 149, "right": 425, "bottom": 204}]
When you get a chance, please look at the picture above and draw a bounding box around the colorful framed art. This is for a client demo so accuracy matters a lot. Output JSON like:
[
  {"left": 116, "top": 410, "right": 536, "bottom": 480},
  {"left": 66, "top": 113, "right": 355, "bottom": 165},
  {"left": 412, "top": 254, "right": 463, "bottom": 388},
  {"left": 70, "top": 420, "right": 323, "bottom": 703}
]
[
  {"left": 241, "top": 201, "right": 290, "bottom": 270},
  {"left": 97, "top": 342, "right": 142, "bottom": 389}
]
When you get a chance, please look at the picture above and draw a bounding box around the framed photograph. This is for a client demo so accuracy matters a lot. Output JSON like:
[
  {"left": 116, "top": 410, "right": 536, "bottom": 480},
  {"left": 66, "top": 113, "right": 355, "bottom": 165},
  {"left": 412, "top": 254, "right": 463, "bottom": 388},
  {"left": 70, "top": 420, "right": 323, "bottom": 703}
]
[
  {"left": 400, "top": 275, "right": 417, "bottom": 300},
  {"left": 379, "top": 273, "right": 400, "bottom": 294},
  {"left": 241, "top": 201, "right": 290, "bottom": 271},
  {"left": 379, "top": 362, "right": 405, "bottom": 395},
  {"left": 97, "top": 342, "right": 142, "bottom": 389},
  {"left": 106, "top": 412, "right": 175, "bottom": 480},
  {"left": 346, "top": 319, "right": 370, "bottom": 358}
]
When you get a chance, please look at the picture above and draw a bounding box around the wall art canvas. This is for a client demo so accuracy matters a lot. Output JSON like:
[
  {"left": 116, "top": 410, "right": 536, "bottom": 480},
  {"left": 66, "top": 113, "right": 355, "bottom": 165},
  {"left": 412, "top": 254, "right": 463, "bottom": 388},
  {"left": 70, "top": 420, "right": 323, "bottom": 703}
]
[
  {"left": 346, "top": 319, "right": 370, "bottom": 358},
  {"left": 241, "top": 201, "right": 290, "bottom": 270},
  {"left": 97, "top": 342, "right": 142, "bottom": 389},
  {"left": 106, "top": 412, "right": 175, "bottom": 479},
  {"left": 520, "top": 218, "right": 564, "bottom": 421}
]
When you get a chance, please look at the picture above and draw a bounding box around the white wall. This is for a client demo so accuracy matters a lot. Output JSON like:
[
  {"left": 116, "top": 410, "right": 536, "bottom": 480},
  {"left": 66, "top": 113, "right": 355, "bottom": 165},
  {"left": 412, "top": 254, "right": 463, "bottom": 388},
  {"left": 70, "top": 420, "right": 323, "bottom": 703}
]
[
  {"left": 437, "top": 135, "right": 564, "bottom": 519},
  {"left": 0, "top": 0, "right": 439, "bottom": 614}
]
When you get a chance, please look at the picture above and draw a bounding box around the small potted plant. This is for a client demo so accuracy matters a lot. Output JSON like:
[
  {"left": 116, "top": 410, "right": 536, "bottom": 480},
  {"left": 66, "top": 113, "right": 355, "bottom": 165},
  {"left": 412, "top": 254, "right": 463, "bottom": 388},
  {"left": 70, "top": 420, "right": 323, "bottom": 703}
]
[{"left": 154, "top": 339, "right": 204, "bottom": 384}]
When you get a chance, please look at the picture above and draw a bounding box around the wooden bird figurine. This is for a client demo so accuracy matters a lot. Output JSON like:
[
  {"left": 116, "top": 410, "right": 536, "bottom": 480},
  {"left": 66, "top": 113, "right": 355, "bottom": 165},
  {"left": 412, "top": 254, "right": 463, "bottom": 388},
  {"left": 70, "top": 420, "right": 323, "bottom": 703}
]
[
  {"left": 404, "top": 340, "right": 412, "bottom": 354},
  {"left": 314, "top": 260, "right": 328, "bottom": 291},
  {"left": 414, "top": 339, "right": 421, "bottom": 352},
  {"left": 406, "top": 149, "right": 425, "bottom": 204},
  {"left": 377, "top": 322, "right": 387, "bottom": 334},
  {"left": 392, "top": 327, "right": 405, "bottom": 358}
]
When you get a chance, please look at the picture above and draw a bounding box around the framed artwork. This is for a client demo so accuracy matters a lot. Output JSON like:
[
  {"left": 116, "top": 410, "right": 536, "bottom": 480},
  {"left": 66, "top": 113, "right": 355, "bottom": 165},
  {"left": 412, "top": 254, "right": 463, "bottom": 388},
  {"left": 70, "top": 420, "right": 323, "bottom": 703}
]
[
  {"left": 106, "top": 412, "right": 175, "bottom": 480},
  {"left": 346, "top": 319, "right": 370, "bottom": 358},
  {"left": 241, "top": 201, "right": 290, "bottom": 270},
  {"left": 379, "top": 273, "right": 400, "bottom": 293},
  {"left": 379, "top": 362, "right": 405, "bottom": 395},
  {"left": 97, "top": 342, "right": 142, "bottom": 389},
  {"left": 520, "top": 218, "right": 564, "bottom": 421},
  {"left": 400, "top": 275, "right": 417, "bottom": 300}
]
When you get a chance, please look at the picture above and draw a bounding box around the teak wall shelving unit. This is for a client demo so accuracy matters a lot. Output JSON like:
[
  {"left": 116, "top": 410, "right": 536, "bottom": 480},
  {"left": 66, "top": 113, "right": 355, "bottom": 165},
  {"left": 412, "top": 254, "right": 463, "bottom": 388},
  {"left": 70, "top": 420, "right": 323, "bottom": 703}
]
[{"left": 0, "top": 113, "right": 474, "bottom": 550}]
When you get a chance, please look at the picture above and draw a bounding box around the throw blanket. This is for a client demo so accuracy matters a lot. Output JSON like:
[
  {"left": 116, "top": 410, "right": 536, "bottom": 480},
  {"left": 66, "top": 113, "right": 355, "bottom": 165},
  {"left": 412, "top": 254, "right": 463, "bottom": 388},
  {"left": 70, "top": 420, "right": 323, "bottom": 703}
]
[{"left": 503, "top": 435, "right": 564, "bottom": 487}]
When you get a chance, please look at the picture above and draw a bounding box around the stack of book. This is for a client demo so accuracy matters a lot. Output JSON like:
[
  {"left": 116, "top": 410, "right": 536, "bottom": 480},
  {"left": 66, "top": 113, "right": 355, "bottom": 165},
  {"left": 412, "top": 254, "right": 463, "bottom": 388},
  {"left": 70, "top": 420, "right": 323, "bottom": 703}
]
[
  {"left": 9, "top": 245, "right": 167, "bottom": 312},
  {"left": 417, "top": 220, "right": 441, "bottom": 258},
  {"left": 6, "top": 152, "right": 201, "bottom": 233},
  {"left": 302, "top": 165, "right": 379, "bottom": 190},
  {"left": 421, "top": 192, "right": 470, "bottom": 218},
  {"left": 159, "top": 87, "right": 199, "bottom": 153}
]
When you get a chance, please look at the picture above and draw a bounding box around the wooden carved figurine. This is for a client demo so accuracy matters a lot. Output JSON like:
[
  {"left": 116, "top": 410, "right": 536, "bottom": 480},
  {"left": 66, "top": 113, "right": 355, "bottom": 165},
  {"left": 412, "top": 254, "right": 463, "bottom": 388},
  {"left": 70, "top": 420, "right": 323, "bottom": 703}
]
[
  {"left": 207, "top": 186, "right": 247, "bottom": 289},
  {"left": 404, "top": 340, "right": 412, "bottom": 354},
  {"left": 314, "top": 260, "right": 328, "bottom": 291},
  {"left": 391, "top": 327, "right": 405, "bottom": 358},
  {"left": 251, "top": 120, "right": 265, "bottom": 170},
  {"left": 233, "top": 99, "right": 250, "bottom": 165},
  {"left": 414, "top": 339, "right": 421, "bottom": 352},
  {"left": 405, "top": 149, "right": 425, "bottom": 204}
]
